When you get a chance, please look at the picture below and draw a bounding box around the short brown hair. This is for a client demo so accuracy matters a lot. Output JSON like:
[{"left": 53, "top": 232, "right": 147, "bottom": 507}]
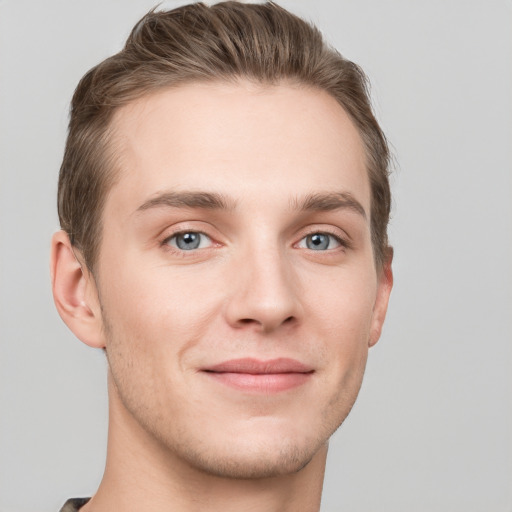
[{"left": 58, "top": 1, "right": 391, "bottom": 271}]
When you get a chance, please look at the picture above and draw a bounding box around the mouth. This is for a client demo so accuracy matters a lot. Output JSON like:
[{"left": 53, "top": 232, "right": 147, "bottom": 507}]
[{"left": 201, "top": 358, "right": 315, "bottom": 393}]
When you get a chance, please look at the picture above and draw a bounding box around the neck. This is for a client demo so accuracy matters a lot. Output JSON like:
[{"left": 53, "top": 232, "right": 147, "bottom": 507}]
[{"left": 83, "top": 375, "right": 327, "bottom": 512}]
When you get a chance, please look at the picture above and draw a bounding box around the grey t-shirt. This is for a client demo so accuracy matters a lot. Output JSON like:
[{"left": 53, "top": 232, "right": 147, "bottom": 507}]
[{"left": 59, "top": 498, "right": 91, "bottom": 511}]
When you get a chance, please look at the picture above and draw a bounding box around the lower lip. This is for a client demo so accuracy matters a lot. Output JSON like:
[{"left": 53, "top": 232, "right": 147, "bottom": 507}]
[{"left": 203, "top": 371, "right": 313, "bottom": 393}]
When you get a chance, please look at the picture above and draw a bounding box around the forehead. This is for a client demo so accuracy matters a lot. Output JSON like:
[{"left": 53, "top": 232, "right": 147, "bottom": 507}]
[{"left": 107, "top": 80, "right": 369, "bottom": 216}]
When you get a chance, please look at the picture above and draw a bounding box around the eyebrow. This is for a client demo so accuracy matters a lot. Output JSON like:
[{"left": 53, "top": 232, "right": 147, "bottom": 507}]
[
  {"left": 136, "top": 191, "right": 237, "bottom": 213},
  {"left": 135, "top": 190, "right": 366, "bottom": 219},
  {"left": 291, "top": 192, "right": 367, "bottom": 219}
]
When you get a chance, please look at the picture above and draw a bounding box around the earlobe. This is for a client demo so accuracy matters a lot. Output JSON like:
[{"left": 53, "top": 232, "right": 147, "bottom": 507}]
[
  {"left": 368, "top": 248, "right": 394, "bottom": 347},
  {"left": 50, "top": 230, "right": 106, "bottom": 348}
]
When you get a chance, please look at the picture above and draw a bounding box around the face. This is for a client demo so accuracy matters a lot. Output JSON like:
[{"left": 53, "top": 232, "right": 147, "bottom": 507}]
[{"left": 92, "top": 81, "right": 391, "bottom": 478}]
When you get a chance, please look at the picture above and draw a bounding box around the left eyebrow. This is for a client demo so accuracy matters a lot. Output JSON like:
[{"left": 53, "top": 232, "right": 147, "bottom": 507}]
[{"left": 291, "top": 192, "right": 367, "bottom": 219}]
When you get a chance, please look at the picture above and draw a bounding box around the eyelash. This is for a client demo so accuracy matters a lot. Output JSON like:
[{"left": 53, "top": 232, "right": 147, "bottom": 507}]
[
  {"left": 160, "top": 228, "right": 350, "bottom": 255},
  {"left": 160, "top": 230, "right": 215, "bottom": 254},
  {"left": 297, "top": 229, "right": 351, "bottom": 251}
]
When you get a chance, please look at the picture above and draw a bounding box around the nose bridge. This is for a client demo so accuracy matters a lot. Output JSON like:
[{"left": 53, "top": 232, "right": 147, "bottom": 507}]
[{"left": 225, "top": 233, "right": 301, "bottom": 332}]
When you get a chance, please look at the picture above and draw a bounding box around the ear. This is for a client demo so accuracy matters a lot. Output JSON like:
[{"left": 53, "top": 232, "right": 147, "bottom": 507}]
[
  {"left": 50, "top": 230, "right": 106, "bottom": 348},
  {"left": 368, "top": 247, "right": 393, "bottom": 347}
]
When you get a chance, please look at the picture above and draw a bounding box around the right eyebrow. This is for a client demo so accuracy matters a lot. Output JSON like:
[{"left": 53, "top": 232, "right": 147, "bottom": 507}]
[{"left": 135, "top": 191, "right": 237, "bottom": 214}]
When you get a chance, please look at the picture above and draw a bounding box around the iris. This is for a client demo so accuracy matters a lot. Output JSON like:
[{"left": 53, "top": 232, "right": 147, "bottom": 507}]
[{"left": 306, "top": 233, "right": 333, "bottom": 250}]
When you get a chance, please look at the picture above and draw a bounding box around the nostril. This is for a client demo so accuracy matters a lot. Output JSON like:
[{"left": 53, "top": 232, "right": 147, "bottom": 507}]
[{"left": 236, "top": 316, "right": 295, "bottom": 329}]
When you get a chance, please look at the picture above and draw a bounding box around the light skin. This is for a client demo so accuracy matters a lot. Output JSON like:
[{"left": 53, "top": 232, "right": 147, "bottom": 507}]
[{"left": 51, "top": 80, "right": 392, "bottom": 512}]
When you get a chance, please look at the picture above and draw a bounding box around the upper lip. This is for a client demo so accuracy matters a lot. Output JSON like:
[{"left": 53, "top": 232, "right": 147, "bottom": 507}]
[{"left": 203, "top": 358, "right": 314, "bottom": 374}]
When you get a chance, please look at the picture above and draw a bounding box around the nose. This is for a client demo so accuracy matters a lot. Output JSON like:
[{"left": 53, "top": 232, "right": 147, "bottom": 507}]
[{"left": 224, "top": 246, "right": 302, "bottom": 333}]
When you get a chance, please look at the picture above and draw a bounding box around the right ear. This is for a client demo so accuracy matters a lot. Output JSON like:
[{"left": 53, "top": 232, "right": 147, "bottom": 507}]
[{"left": 50, "top": 230, "right": 106, "bottom": 348}]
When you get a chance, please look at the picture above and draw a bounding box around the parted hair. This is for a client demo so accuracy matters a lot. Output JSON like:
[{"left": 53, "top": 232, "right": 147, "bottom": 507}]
[{"left": 58, "top": 1, "right": 391, "bottom": 271}]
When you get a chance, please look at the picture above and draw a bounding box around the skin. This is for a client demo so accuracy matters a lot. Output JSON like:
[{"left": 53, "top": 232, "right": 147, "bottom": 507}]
[{"left": 51, "top": 80, "right": 393, "bottom": 512}]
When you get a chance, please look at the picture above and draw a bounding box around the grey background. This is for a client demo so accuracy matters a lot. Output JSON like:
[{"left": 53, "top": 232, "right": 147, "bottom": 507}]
[{"left": 1, "top": 0, "right": 511, "bottom": 511}]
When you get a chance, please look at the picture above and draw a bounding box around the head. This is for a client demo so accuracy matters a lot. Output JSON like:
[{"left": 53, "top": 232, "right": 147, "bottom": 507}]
[
  {"left": 52, "top": 1, "right": 393, "bottom": 480},
  {"left": 57, "top": 1, "right": 391, "bottom": 273}
]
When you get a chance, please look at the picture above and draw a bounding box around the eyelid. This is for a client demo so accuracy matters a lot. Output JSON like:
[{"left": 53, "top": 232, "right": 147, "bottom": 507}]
[
  {"left": 155, "top": 222, "right": 351, "bottom": 256},
  {"left": 295, "top": 226, "right": 351, "bottom": 250},
  {"left": 156, "top": 220, "right": 219, "bottom": 244},
  {"left": 156, "top": 220, "right": 230, "bottom": 261},
  {"left": 165, "top": 231, "right": 213, "bottom": 250}
]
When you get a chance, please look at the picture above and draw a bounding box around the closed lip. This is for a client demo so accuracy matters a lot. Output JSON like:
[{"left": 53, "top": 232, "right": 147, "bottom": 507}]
[
  {"left": 201, "top": 358, "right": 314, "bottom": 393},
  {"left": 202, "top": 357, "right": 314, "bottom": 374}
]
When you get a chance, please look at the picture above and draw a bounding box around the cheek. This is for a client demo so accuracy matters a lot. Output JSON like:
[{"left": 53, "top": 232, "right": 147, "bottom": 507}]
[
  {"left": 97, "top": 262, "right": 214, "bottom": 420},
  {"left": 305, "top": 266, "right": 376, "bottom": 385},
  {"left": 308, "top": 265, "right": 377, "bottom": 337},
  {"left": 98, "top": 258, "right": 223, "bottom": 359}
]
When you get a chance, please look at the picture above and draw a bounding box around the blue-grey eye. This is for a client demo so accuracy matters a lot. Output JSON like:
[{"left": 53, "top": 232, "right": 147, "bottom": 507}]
[
  {"left": 168, "top": 232, "right": 211, "bottom": 251},
  {"left": 298, "top": 233, "right": 341, "bottom": 251}
]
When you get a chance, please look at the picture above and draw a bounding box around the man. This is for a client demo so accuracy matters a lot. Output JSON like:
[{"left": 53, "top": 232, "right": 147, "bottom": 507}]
[{"left": 50, "top": 2, "right": 393, "bottom": 511}]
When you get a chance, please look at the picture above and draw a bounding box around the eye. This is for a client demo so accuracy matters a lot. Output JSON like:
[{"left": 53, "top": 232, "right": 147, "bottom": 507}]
[
  {"left": 166, "top": 231, "right": 212, "bottom": 251},
  {"left": 297, "top": 232, "right": 342, "bottom": 251}
]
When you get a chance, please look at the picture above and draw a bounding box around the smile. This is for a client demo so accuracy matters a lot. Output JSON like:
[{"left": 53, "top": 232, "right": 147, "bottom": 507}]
[{"left": 201, "top": 358, "right": 315, "bottom": 393}]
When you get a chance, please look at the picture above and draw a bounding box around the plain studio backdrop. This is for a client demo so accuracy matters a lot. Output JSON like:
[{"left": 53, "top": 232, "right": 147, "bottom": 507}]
[{"left": 0, "top": 1, "right": 511, "bottom": 511}]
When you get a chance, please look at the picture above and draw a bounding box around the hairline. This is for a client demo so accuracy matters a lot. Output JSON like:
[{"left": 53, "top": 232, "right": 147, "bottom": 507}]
[{"left": 83, "top": 77, "right": 386, "bottom": 273}]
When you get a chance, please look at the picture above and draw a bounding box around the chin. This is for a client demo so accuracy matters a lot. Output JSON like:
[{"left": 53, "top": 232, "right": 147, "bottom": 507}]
[
  {"left": 155, "top": 411, "right": 337, "bottom": 480},
  {"left": 178, "top": 435, "right": 324, "bottom": 479},
  {"left": 180, "top": 396, "right": 359, "bottom": 479}
]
